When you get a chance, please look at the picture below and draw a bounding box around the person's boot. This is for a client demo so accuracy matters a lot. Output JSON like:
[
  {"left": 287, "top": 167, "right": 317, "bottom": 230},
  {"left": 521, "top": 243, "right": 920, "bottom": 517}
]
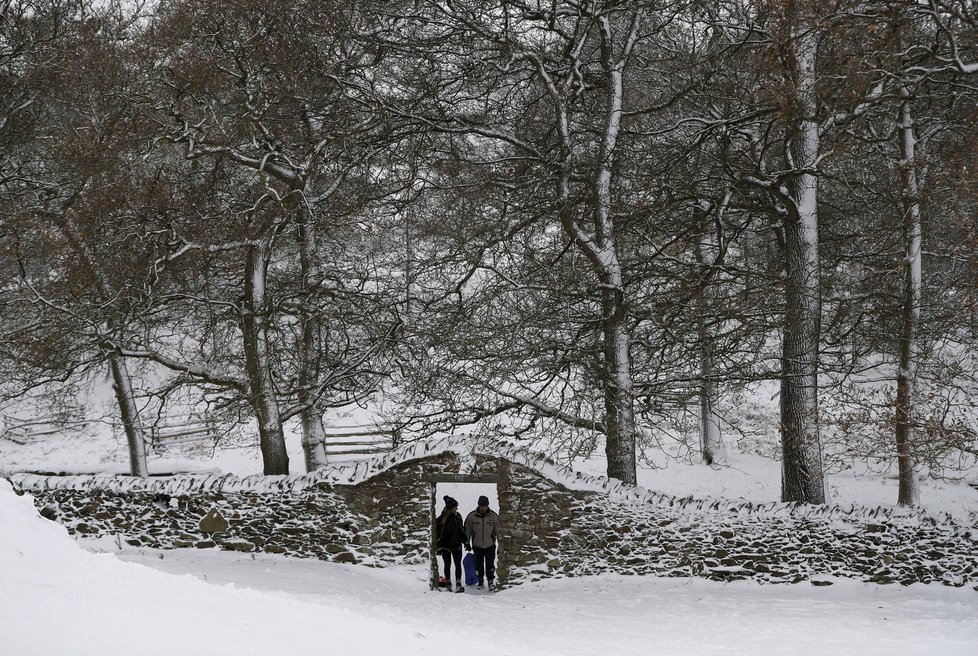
[
  {"left": 487, "top": 580, "right": 495, "bottom": 593},
  {"left": 454, "top": 580, "right": 464, "bottom": 593},
  {"left": 444, "top": 581, "right": 453, "bottom": 592},
  {"left": 477, "top": 579, "right": 484, "bottom": 590}
]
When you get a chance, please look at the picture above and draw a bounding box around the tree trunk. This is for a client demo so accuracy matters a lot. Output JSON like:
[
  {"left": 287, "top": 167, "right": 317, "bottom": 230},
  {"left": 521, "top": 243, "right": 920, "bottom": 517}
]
[
  {"left": 601, "top": 277, "right": 637, "bottom": 485},
  {"left": 592, "top": 18, "right": 639, "bottom": 485},
  {"left": 296, "top": 206, "right": 329, "bottom": 472},
  {"left": 780, "top": 26, "right": 826, "bottom": 504},
  {"left": 55, "top": 218, "right": 149, "bottom": 477},
  {"left": 109, "top": 352, "right": 149, "bottom": 478},
  {"left": 699, "top": 349, "right": 723, "bottom": 467},
  {"left": 693, "top": 210, "right": 724, "bottom": 465},
  {"left": 242, "top": 241, "right": 290, "bottom": 475},
  {"left": 895, "top": 87, "right": 922, "bottom": 507}
]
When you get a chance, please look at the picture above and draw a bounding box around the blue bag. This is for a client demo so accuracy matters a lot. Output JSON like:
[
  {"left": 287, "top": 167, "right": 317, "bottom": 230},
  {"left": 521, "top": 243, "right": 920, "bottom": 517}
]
[{"left": 462, "top": 552, "right": 478, "bottom": 586}]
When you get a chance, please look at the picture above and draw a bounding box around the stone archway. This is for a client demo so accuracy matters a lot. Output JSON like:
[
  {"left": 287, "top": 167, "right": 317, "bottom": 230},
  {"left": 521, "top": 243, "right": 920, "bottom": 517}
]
[{"left": 427, "top": 473, "right": 502, "bottom": 589}]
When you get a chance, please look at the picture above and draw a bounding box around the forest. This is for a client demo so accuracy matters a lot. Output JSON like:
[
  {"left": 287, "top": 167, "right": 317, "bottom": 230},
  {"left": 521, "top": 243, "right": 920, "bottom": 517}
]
[{"left": 1, "top": 0, "right": 976, "bottom": 507}]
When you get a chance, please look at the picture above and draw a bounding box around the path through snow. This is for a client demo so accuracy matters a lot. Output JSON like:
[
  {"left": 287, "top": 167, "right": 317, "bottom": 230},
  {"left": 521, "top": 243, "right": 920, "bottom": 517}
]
[{"left": 103, "top": 544, "right": 978, "bottom": 656}]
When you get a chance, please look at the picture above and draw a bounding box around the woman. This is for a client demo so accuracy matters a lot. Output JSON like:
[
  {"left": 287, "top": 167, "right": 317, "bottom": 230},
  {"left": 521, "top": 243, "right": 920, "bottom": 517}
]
[{"left": 436, "top": 496, "right": 469, "bottom": 592}]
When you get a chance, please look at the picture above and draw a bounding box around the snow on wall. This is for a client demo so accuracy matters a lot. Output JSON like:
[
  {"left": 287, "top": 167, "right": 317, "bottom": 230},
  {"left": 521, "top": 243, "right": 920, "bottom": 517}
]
[{"left": 6, "top": 434, "right": 960, "bottom": 525}]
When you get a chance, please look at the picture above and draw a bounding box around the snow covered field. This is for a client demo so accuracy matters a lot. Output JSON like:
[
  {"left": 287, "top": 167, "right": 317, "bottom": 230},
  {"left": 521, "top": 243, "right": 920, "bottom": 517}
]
[{"left": 3, "top": 480, "right": 976, "bottom": 656}]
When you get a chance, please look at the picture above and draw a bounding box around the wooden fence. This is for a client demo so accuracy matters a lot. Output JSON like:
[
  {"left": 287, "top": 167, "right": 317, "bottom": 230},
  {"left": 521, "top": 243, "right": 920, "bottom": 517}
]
[
  {"left": 0, "top": 413, "right": 90, "bottom": 445},
  {"left": 321, "top": 425, "right": 400, "bottom": 458}
]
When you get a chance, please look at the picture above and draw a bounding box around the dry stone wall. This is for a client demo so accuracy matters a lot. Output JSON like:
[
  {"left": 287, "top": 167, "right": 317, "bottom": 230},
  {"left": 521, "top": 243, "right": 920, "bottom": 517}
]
[{"left": 9, "top": 441, "right": 978, "bottom": 590}]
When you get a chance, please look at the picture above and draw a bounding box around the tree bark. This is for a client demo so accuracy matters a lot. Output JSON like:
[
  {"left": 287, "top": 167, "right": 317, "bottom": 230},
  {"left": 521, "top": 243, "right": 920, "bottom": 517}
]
[
  {"left": 780, "top": 24, "right": 826, "bottom": 504},
  {"left": 600, "top": 277, "right": 637, "bottom": 484},
  {"left": 109, "top": 352, "right": 149, "bottom": 478},
  {"left": 592, "top": 16, "right": 639, "bottom": 485},
  {"left": 895, "top": 86, "right": 922, "bottom": 507},
  {"left": 297, "top": 213, "right": 330, "bottom": 472},
  {"left": 242, "top": 241, "right": 290, "bottom": 475}
]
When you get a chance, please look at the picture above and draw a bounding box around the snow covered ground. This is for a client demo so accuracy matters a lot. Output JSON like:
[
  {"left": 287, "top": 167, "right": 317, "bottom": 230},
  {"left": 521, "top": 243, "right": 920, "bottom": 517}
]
[{"left": 2, "top": 480, "right": 977, "bottom": 656}]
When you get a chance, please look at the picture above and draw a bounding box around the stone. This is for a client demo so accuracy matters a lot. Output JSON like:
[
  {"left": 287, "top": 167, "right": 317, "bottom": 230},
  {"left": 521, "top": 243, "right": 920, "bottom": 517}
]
[
  {"left": 547, "top": 558, "right": 561, "bottom": 569},
  {"left": 264, "top": 544, "right": 288, "bottom": 554},
  {"left": 325, "top": 543, "right": 347, "bottom": 554},
  {"left": 198, "top": 507, "right": 229, "bottom": 534},
  {"left": 196, "top": 540, "right": 216, "bottom": 549},
  {"left": 222, "top": 539, "right": 255, "bottom": 552}
]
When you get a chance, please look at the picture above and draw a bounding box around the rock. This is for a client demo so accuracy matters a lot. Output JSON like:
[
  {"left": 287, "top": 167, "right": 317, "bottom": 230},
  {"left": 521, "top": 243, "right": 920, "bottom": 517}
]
[
  {"left": 222, "top": 539, "right": 255, "bottom": 552},
  {"left": 325, "top": 543, "right": 348, "bottom": 554},
  {"left": 264, "top": 544, "right": 288, "bottom": 554},
  {"left": 811, "top": 580, "right": 834, "bottom": 586},
  {"left": 547, "top": 558, "right": 561, "bottom": 569},
  {"left": 196, "top": 540, "right": 216, "bottom": 549},
  {"left": 718, "top": 530, "right": 735, "bottom": 540},
  {"left": 74, "top": 522, "right": 95, "bottom": 535},
  {"left": 198, "top": 507, "right": 229, "bottom": 534},
  {"left": 173, "top": 540, "right": 195, "bottom": 548}
]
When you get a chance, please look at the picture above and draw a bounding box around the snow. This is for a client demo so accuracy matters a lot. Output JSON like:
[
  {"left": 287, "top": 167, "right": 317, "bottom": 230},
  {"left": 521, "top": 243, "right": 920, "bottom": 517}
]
[
  {"left": 3, "top": 479, "right": 976, "bottom": 655},
  {"left": 0, "top": 479, "right": 485, "bottom": 656}
]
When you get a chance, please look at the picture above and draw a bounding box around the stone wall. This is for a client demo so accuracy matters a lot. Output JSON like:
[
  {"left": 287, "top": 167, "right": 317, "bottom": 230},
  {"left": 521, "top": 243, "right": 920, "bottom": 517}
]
[{"left": 9, "top": 439, "right": 978, "bottom": 590}]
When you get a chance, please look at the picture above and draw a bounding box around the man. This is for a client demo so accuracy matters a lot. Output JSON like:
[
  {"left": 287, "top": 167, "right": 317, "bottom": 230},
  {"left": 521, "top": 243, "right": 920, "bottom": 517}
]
[{"left": 464, "top": 495, "right": 499, "bottom": 591}]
